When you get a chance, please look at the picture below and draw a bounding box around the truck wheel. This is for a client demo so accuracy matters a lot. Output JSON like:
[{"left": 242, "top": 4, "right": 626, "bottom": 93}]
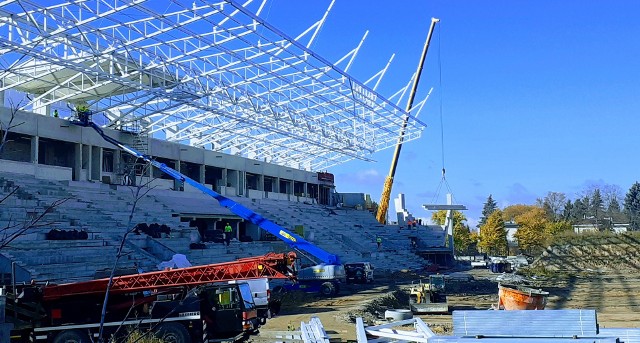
[
  {"left": 53, "top": 330, "right": 90, "bottom": 343},
  {"left": 155, "top": 323, "right": 191, "bottom": 343},
  {"left": 320, "top": 282, "right": 336, "bottom": 296}
]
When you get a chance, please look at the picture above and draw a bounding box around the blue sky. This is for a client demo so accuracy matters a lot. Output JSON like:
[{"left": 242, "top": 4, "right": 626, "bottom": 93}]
[{"left": 270, "top": 1, "right": 640, "bottom": 226}]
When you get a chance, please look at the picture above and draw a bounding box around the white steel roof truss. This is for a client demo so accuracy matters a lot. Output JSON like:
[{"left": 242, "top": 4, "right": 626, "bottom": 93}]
[{"left": 0, "top": 0, "right": 427, "bottom": 171}]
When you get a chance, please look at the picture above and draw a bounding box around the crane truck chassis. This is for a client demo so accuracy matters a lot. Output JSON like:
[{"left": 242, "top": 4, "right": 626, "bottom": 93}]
[{"left": 3, "top": 252, "right": 297, "bottom": 342}]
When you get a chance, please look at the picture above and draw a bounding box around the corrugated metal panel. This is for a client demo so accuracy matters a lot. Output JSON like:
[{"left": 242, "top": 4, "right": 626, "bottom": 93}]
[
  {"left": 428, "top": 337, "right": 617, "bottom": 343},
  {"left": 599, "top": 328, "right": 640, "bottom": 343},
  {"left": 452, "top": 310, "right": 598, "bottom": 337}
]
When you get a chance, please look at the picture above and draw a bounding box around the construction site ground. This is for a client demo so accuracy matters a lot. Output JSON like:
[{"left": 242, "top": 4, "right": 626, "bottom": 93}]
[{"left": 254, "top": 267, "right": 640, "bottom": 342}]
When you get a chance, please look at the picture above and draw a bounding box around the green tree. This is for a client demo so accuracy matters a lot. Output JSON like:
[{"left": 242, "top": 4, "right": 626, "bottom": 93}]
[
  {"left": 581, "top": 195, "right": 591, "bottom": 218},
  {"left": 624, "top": 182, "right": 640, "bottom": 230},
  {"left": 431, "top": 210, "right": 472, "bottom": 254},
  {"left": 562, "top": 200, "right": 573, "bottom": 222},
  {"left": 478, "top": 195, "right": 498, "bottom": 229},
  {"left": 514, "top": 207, "right": 548, "bottom": 255},
  {"left": 607, "top": 197, "right": 621, "bottom": 215},
  {"left": 591, "top": 189, "right": 604, "bottom": 225},
  {"left": 545, "top": 220, "right": 573, "bottom": 240},
  {"left": 478, "top": 210, "right": 507, "bottom": 255},
  {"left": 571, "top": 198, "right": 587, "bottom": 222}
]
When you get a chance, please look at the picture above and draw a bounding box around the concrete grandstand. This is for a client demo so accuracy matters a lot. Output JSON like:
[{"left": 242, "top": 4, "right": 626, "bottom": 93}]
[{"left": 0, "top": 0, "right": 444, "bottom": 283}]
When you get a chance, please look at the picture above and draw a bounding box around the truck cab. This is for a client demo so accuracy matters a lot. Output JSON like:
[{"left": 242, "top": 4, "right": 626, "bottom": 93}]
[
  {"left": 344, "top": 262, "right": 374, "bottom": 284},
  {"left": 199, "top": 282, "right": 259, "bottom": 339},
  {"left": 229, "top": 278, "right": 273, "bottom": 325}
]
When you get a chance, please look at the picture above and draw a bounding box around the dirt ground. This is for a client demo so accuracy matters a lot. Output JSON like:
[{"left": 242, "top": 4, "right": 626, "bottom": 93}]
[{"left": 253, "top": 267, "right": 640, "bottom": 342}]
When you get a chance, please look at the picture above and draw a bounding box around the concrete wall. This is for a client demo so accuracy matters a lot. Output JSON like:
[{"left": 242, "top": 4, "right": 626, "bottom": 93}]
[
  {"left": 0, "top": 108, "right": 336, "bottom": 204},
  {"left": 0, "top": 159, "right": 72, "bottom": 180},
  {"left": 338, "top": 193, "right": 366, "bottom": 207}
]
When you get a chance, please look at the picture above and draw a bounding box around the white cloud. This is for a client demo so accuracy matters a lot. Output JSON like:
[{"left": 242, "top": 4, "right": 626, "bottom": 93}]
[{"left": 336, "top": 168, "right": 386, "bottom": 188}]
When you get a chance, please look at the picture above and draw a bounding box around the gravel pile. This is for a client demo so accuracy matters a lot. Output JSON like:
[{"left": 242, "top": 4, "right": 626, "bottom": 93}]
[{"left": 336, "top": 290, "right": 409, "bottom": 325}]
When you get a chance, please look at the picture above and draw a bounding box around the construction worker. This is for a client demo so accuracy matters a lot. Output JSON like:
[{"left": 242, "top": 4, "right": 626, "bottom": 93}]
[
  {"left": 376, "top": 236, "right": 382, "bottom": 250},
  {"left": 53, "top": 109, "right": 59, "bottom": 118},
  {"left": 224, "top": 223, "right": 233, "bottom": 246}
]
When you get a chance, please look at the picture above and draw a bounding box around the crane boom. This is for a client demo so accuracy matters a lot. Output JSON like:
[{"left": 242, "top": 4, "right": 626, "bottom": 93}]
[
  {"left": 76, "top": 117, "right": 340, "bottom": 265},
  {"left": 376, "top": 17, "right": 439, "bottom": 224},
  {"left": 42, "top": 252, "right": 296, "bottom": 300}
]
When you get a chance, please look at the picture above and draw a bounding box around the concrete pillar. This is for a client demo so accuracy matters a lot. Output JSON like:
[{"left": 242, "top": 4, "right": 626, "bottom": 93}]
[
  {"left": 91, "top": 146, "right": 102, "bottom": 181},
  {"left": 173, "top": 160, "right": 183, "bottom": 191},
  {"left": 199, "top": 164, "right": 205, "bottom": 185},
  {"left": 222, "top": 168, "right": 228, "bottom": 188},
  {"left": 234, "top": 222, "right": 240, "bottom": 240},
  {"left": 84, "top": 144, "right": 92, "bottom": 181},
  {"left": 73, "top": 143, "right": 82, "bottom": 181},
  {"left": 239, "top": 170, "right": 245, "bottom": 196},
  {"left": 258, "top": 174, "right": 264, "bottom": 191},
  {"left": 275, "top": 177, "right": 280, "bottom": 193},
  {"left": 98, "top": 148, "right": 104, "bottom": 179},
  {"left": 30, "top": 136, "right": 39, "bottom": 164}
]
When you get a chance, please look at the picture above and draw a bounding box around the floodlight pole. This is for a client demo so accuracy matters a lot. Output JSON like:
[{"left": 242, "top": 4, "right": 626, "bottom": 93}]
[{"left": 376, "top": 17, "right": 440, "bottom": 224}]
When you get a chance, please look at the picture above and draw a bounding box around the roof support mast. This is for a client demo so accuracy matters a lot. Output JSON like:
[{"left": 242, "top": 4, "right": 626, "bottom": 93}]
[{"left": 376, "top": 17, "right": 440, "bottom": 224}]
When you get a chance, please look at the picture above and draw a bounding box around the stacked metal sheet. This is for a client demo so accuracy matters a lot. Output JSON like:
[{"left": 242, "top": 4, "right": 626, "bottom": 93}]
[
  {"left": 599, "top": 328, "right": 640, "bottom": 343},
  {"left": 453, "top": 310, "right": 598, "bottom": 338}
]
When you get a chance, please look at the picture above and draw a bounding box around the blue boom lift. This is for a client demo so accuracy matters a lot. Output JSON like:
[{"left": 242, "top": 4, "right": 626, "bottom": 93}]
[{"left": 72, "top": 111, "right": 345, "bottom": 296}]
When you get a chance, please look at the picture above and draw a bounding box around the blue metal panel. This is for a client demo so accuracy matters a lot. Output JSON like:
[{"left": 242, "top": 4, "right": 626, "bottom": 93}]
[
  {"left": 452, "top": 310, "right": 598, "bottom": 337},
  {"left": 599, "top": 328, "right": 640, "bottom": 343},
  {"left": 428, "top": 337, "right": 617, "bottom": 343}
]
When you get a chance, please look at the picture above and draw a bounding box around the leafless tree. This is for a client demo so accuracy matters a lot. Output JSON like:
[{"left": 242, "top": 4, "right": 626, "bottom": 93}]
[
  {"left": 98, "top": 162, "right": 158, "bottom": 342},
  {"left": 536, "top": 191, "right": 567, "bottom": 221},
  {"left": 0, "top": 99, "right": 25, "bottom": 157}
]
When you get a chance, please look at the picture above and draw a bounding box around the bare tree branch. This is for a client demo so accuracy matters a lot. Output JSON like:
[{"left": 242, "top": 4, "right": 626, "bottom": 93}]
[
  {"left": 0, "top": 185, "right": 19, "bottom": 204},
  {"left": 0, "top": 197, "right": 71, "bottom": 249},
  {"left": 98, "top": 162, "right": 157, "bottom": 342},
  {"left": 0, "top": 99, "right": 26, "bottom": 157}
]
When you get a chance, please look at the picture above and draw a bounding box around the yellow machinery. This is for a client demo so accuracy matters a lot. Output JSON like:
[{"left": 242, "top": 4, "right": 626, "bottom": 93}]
[
  {"left": 376, "top": 17, "right": 440, "bottom": 224},
  {"left": 409, "top": 274, "right": 449, "bottom": 314}
]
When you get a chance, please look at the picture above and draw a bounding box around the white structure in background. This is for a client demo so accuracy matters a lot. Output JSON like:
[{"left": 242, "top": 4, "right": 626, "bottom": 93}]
[
  {"left": 394, "top": 193, "right": 416, "bottom": 227},
  {"left": 423, "top": 193, "right": 467, "bottom": 255}
]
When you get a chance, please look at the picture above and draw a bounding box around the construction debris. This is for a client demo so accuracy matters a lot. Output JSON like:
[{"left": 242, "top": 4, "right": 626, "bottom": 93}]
[{"left": 252, "top": 316, "right": 330, "bottom": 343}]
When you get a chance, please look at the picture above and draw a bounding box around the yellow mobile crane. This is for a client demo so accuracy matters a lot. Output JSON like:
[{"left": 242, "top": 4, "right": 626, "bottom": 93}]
[{"left": 376, "top": 17, "right": 440, "bottom": 224}]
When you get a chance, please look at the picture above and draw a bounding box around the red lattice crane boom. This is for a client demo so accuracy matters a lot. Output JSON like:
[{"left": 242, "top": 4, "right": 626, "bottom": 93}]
[{"left": 42, "top": 252, "right": 297, "bottom": 301}]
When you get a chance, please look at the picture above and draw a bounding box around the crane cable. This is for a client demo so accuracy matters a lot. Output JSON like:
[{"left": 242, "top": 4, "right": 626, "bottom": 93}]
[{"left": 431, "top": 24, "right": 456, "bottom": 205}]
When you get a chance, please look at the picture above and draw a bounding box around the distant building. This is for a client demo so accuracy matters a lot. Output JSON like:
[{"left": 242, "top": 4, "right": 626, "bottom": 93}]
[
  {"left": 505, "top": 221, "right": 519, "bottom": 244},
  {"left": 573, "top": 223, "right": 629, "bottom": 234}
]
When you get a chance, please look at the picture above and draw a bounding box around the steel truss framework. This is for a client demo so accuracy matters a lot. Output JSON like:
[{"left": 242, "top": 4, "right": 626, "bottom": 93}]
[{"left": 0, "top": 0, "right": 428, "bottom": 171}]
